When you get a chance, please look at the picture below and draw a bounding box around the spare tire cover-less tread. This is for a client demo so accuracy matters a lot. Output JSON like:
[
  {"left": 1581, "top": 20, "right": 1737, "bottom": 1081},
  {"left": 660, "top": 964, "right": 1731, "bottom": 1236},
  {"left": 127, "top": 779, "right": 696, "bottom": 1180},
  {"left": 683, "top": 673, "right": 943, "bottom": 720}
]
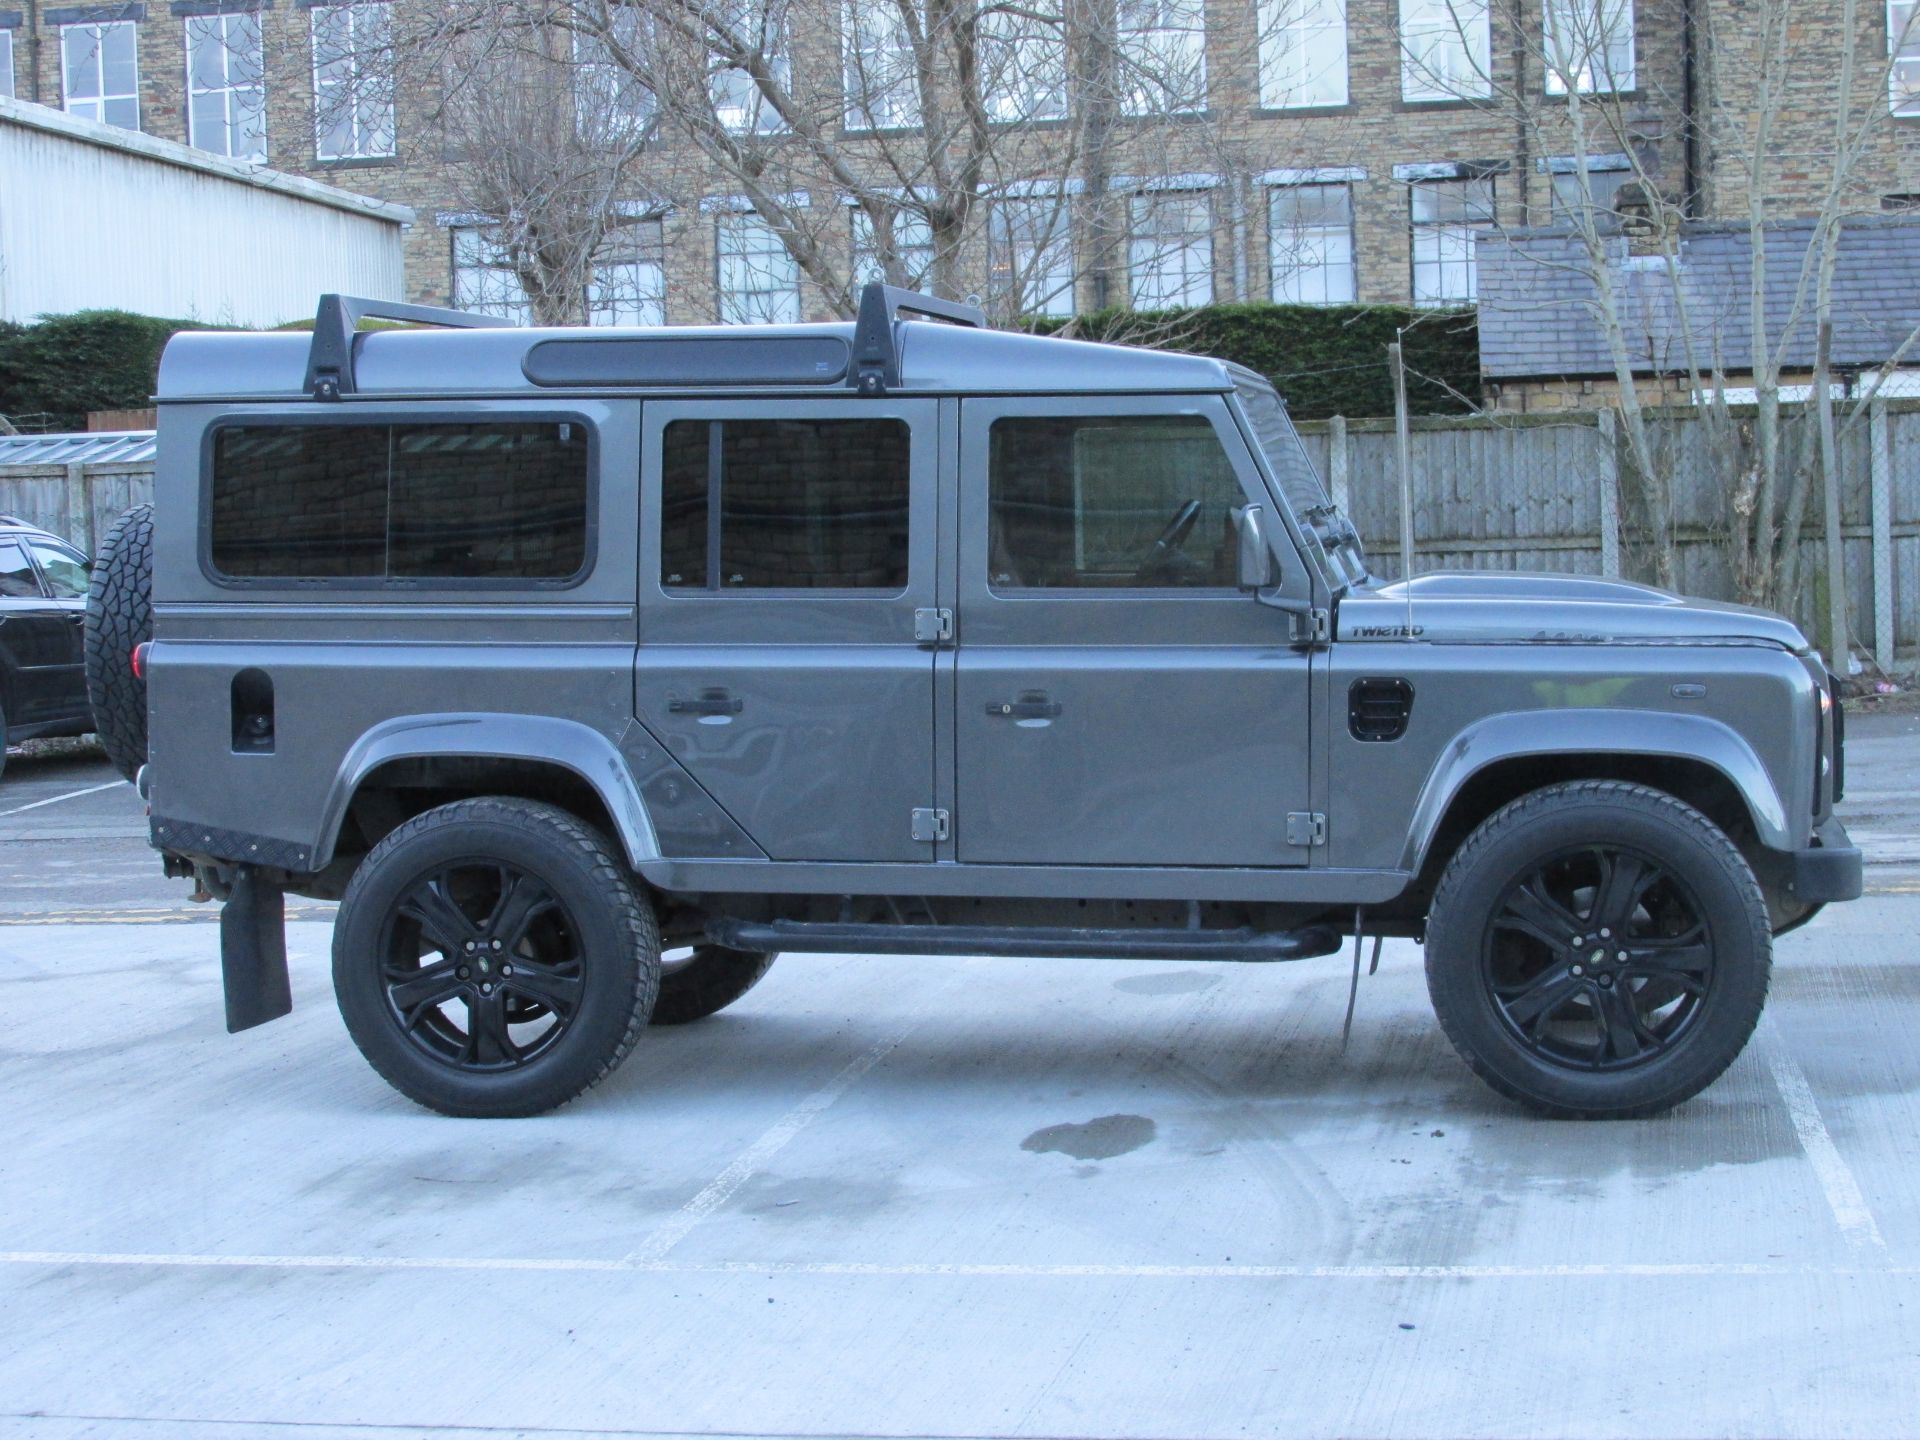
[{"left": 85, "top": 503, "right": 153, "bottom": 784}]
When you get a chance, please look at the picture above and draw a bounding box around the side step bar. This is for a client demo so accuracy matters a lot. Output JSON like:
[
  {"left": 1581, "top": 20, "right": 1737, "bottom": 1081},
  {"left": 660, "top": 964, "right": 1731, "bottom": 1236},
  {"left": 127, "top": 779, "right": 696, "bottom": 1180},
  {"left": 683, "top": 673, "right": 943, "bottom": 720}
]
[{"left": 705, "top": 918, "right": 1342, "bottom": 963}]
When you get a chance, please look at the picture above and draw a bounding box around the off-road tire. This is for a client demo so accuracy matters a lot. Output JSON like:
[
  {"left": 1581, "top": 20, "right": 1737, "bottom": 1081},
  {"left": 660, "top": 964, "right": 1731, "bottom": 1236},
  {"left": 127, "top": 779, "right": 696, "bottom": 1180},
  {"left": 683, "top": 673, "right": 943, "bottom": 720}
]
[
  {"left": 333, "top": 797, "right": 660, "bottom": 1117},
  {"left": 650, "top": 945, "right": 778, "bottom": 1025},
  {"left": 1425, "top": 781, "right": 1771, "bottom": 1119},
  {"left": 84, "top": 503, "right": 153, "bottom": 782}
]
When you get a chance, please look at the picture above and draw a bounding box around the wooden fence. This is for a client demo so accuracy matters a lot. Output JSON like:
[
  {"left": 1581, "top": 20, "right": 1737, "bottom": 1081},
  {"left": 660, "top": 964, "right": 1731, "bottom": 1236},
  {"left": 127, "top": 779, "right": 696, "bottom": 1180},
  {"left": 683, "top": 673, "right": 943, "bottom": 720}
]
[{"left": 6, "top": 397, "right": 1916, "bottom": 664}]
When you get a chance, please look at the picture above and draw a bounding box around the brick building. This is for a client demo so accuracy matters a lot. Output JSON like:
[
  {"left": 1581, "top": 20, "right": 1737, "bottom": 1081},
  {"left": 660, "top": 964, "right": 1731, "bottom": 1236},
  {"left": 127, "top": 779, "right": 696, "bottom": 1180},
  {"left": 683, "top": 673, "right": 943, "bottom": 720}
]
[{"left": 2, "top": 1, "right": 1917, "bottom": 327}]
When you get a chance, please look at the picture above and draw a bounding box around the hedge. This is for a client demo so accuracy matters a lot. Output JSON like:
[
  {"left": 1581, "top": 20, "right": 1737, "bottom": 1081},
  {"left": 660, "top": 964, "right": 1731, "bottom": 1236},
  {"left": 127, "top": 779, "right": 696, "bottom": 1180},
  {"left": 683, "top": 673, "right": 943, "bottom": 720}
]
[
  {"left": 0, "top": 311, "right": 211, "bottom": 432},
  {"left": 1029, "top": 303, "right": 1481, "bottom": 419}
]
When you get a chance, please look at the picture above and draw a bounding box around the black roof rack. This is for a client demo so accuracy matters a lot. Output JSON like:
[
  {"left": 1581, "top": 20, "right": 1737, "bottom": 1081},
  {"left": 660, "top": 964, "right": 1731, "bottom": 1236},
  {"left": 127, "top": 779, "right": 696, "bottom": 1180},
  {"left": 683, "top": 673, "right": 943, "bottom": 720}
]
[
  {"left": 304, "top": 294, "right": 513, "bottom": 401},
  {"left": 850, "top": 283, "right": 986, "bottom": 396}
]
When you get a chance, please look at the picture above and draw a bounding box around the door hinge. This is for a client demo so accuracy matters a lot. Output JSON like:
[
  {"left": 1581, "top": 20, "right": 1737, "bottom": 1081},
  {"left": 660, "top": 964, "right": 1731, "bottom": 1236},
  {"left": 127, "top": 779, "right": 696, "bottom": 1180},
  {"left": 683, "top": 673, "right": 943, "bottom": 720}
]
[
  {"left": 913, "top": 607, "right": 956, "bottom": 647},
  {"left": 1307, "top": 608, "right": 1332, "bottom": 644},
  {"left": 1286, "top": 812, "right": 1327, "bottom": 847},
  {"left": 911, "top": 807, "right": 951, "bottom": 843}
]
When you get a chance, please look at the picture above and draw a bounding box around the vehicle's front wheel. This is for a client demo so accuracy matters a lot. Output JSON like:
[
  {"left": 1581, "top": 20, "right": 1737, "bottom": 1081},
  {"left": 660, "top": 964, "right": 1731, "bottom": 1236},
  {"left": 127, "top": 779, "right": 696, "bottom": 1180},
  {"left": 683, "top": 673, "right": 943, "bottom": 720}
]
[
  {"left": 650, "top": 945, "right": 777, "bottom": 1025},
  {"left": 1425, "top": 781, "right": 1771, "bottom": 1119},
  {"left": 333, "top": 798, "right": 660, "bottom": 1117}
]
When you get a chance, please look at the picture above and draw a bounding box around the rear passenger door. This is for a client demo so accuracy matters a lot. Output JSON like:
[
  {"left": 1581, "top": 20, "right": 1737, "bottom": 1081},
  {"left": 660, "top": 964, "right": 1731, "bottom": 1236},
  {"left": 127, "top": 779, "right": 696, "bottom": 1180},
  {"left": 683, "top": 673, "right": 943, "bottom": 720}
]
[
  {"left": 634, "top": 399, "right": 939, "bottom": 863},
  {"left": 0, "top": 537, "right": 73, "bottom": 726},
  {"left": 24, "top": 538, "right": 91, "bottom": 718}
]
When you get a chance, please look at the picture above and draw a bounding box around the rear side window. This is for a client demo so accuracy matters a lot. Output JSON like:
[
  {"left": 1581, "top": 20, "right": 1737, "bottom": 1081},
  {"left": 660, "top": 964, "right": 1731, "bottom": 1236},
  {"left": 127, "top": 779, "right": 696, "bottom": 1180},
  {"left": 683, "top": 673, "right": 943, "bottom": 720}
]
[
  {"left": 0, "top": 540, "right": 41, "bottom": 598},
  {"left": 660, "top": 417, "right": 910, "bottom": 591},
  {"left": 208, "top": 421, "right": 591, "bottom": 582},
  {"left": 988, "top": 414, "right": 1245, "bottom": 589}
]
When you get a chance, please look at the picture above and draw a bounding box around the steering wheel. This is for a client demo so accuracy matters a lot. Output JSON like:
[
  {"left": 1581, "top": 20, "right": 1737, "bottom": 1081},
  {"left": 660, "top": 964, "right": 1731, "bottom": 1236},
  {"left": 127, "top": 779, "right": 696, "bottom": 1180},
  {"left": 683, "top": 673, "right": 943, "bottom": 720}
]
[{"left": 1133, "top": 499, "right": 1203, "bottom": 583}]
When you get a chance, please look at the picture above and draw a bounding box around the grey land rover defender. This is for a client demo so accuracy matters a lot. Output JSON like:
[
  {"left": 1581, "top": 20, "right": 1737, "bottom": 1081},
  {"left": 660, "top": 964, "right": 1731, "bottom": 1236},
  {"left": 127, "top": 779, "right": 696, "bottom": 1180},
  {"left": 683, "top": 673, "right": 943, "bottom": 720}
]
[{"left": 83, "top": 285, "right": 1862, "bottom": 1119}]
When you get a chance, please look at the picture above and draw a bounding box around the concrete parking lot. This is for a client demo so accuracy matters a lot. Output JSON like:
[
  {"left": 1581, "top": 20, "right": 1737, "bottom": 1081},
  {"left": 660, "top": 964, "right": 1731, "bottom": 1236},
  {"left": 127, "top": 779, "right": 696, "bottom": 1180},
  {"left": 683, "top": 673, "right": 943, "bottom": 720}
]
[{"left": 2, "top": 715, "right": 1918, "bottom": 1439}]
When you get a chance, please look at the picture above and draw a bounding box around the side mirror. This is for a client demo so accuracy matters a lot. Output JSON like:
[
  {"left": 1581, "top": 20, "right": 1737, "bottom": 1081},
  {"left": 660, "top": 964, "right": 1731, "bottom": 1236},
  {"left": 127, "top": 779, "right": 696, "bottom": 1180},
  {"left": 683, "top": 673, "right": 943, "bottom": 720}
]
[{"left": 1234, "top": 504, "right": 1275, "bottom": 591}]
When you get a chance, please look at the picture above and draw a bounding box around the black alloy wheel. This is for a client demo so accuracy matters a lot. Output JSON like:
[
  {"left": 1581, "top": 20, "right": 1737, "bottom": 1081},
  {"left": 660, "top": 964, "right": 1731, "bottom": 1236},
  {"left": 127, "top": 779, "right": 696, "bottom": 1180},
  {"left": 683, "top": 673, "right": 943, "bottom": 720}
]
[{"left": 1482, "top": 844, "right": 1712, "bottom": 1072}]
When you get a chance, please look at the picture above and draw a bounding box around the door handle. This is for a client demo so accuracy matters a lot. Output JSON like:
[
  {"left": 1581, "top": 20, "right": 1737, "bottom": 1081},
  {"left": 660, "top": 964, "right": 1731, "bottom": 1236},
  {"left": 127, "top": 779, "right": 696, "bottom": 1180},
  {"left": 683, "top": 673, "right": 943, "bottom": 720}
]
[
  {"left": 986, "top": 694, "right": 1062, "bottom": 720},
  {"left": 668, "top": 691, "right": 743, "bottom": 717}
]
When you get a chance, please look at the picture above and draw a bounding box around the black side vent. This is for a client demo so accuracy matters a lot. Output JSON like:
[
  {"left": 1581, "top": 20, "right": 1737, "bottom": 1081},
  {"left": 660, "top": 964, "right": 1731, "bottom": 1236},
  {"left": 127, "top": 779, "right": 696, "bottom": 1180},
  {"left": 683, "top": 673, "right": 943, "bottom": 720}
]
[{"left": 1349, "top": 678, "right": 1414, "bottom": 742}]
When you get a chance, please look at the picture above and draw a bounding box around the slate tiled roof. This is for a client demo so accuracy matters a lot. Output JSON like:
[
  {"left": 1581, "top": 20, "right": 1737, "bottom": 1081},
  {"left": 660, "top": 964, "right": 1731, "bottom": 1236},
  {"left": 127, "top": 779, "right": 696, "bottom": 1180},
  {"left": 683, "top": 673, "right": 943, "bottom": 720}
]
[{"left": 1476, "top": 217, "right": 1920, "bottom": 380}]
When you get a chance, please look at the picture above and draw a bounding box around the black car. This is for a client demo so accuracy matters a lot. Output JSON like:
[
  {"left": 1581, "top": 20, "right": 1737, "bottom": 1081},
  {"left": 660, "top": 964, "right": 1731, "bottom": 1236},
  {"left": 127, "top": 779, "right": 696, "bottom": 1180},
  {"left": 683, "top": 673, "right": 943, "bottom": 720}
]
[{"left": 0, "top": 517, "right": 93, "bottom": 782}]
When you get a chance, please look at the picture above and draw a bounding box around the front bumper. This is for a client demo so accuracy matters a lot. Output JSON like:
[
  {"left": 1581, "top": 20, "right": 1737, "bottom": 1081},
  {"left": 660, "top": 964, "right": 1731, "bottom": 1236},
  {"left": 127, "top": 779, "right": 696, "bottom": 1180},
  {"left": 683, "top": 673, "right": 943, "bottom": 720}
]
[{"left": 1785, "top": 816, "right": 1864, "bottom": 904}]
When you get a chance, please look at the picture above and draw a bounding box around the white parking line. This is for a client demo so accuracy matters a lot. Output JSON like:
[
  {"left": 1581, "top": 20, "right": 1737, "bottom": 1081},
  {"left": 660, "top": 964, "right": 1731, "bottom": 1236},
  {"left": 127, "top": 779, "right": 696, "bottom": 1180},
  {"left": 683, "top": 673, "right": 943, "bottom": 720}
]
[
  {"left": 0, "top": 782, "right": 122, "bottom": 818},
  {"left": 1765, "top": 1018, "right": 1887, "bottom": 1251},
  {"left": 622, "top": 1017, "right": 927, "bottom": 1265},
  {"left": 0, "top": 1249, "right": 1912, "bottom": 1280}
]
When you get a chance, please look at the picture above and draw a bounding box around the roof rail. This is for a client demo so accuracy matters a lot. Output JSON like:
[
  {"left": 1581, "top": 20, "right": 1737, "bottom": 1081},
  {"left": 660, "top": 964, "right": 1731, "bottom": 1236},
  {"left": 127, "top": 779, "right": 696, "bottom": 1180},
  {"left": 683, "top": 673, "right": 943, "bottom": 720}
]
[
  {"left": 303, "top": 294, "right": 514, "bottom": 401},
  {"left": 850, "top": 283, "right": 986, "bottom": 396}
]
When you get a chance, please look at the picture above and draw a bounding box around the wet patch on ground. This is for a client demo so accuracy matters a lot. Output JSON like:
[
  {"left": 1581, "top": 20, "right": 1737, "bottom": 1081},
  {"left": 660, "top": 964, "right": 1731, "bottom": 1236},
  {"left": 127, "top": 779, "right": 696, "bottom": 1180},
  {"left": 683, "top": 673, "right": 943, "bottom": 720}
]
[{"left": 1021, "top": 1113, "right": 1157, "bottom": 1161}]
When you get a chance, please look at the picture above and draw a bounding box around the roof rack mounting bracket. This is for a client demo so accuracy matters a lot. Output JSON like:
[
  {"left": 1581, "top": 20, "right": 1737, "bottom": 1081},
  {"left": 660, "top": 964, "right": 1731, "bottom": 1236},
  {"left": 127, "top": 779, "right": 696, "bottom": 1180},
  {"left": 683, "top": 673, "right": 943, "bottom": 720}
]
[
  {"left": 303, "top": 294, "right": 514, "bottom": 401},
  {"left": 850, "top": 282, "right": 986, "bottom": 396}
]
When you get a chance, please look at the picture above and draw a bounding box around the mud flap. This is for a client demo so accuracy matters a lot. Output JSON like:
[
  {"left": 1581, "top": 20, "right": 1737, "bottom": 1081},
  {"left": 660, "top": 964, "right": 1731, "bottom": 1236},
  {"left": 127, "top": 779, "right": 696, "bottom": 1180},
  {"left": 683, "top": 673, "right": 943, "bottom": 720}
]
[{"left": 220, "top": 865, "right": 291, "bottom": 1033}]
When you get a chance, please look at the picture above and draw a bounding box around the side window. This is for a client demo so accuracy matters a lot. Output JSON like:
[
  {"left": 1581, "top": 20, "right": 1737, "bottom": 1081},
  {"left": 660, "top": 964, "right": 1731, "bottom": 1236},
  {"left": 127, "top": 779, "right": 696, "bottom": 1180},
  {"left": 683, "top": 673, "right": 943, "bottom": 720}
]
[
  {"left": 660, "top": 417, "right": 911, "bottom": 591},
  {"left": 26, "top": 541, "right": 88, "bottom": 598},
  {"left": 209, "top": 421, "right": 590, "bottom": 582},
  {"left": 0, "top": 540, "right": 41, "bottom": 598},
  {"left": 988, "top": 414, "right": 1249, "bottom": 589}
]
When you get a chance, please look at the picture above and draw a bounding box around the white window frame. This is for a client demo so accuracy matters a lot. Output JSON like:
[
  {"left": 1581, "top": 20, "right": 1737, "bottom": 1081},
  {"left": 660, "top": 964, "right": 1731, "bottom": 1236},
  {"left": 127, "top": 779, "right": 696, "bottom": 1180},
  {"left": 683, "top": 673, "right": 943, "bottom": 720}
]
[
  {"left": 185, "top": 11, "right": 266, "bottom": 161},
  {"left": 1408, "top": 174, "right": 1495, "bottom": 306},
  {"left": 1891, "top": 1, "right": 1920, "bottom": 114},
  {"left": 1118, "top": 0, "right": 1207, "bottom": 115},
  {"left": 711, "top": 0, "right": 789, "bottom": 134},
  {"left": 61, "top": 20, "right": 140, "bottom": 130},
  {"left": 717, "top": 212, "right": 803, "bottom": 324},
  {"left": 1128, "top": 190, "right": 1214, "bottom": 308},
  {"left": 0, "top": 28, "right": 16, "bottom": 100},
  {"left": 980, "top": 6, "right": 1068, "bottom": 123},
  {"left": 451, "top": 226, "right": 533, "bottom": 325},
  {"left": 1257, "top": 0, "right": 1348, "bottom": 109},
  {"left": 990, "top": 194, "right": 1076, "bottom": 318},
  {"left": 1543, "top": 0, "right": 1635, "bottom": 95},
  {"left": 589, "top": 221, "right": 667, "bottom": 326},
  {"left": 843, "top": 0, "right": 920, "bottom": 131},
  {"left": 1269, "top": 183, "right": 1357, "bottom": 304},
  {"left": 573, "top": 11, "right": 656, "bottom": 139},
  {"left": 1547, "top": 157, "right": 1632, "bottom": 220},
  {"left": 852, "top": 207, "right": 937, "bottom": 290},
  {"left": 311, "top": 1, "right": 395, "bottom": 161},
  {"left": 1399, "top": 0, "right": 1490, "bottom": 102}
]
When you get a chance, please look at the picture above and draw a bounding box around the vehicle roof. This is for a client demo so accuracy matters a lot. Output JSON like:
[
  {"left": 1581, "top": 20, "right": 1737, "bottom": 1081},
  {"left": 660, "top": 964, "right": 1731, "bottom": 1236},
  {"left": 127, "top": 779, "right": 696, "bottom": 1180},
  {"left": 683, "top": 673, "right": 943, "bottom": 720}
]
[
  {"left": 0, "top": 517, "right": 64, "bottom": 542},
  {"left": 155, "top": 317, "right": 1243, "bottom": 402}
]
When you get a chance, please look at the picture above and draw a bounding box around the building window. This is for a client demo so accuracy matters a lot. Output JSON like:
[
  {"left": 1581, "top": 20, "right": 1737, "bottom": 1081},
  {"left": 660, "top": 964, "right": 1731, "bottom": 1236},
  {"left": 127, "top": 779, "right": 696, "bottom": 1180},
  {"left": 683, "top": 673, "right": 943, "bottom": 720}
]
[
  {"left": 981, "top": 8, "right": 1068, "bottom": 122},
  {"left": 844, "top": 1, "right": 920, "bottom": 130},
  {"left": 1892, "top": 2, "right": 1920, "bottom": 114},
  {"left": 574, "top": 10, "right": 655, "bottom": 137},
  {"left": 0, "top": 28, "right": 16, "bottom": 100},
  {"left": 1543, "top": 0, "right": 1634, "bottom": 94},
  {"left": 312, "top": 2, "right": 395, "bottom": 160},
  {"left": 717, "top": 213, "right": 802, "bottom": 323},
  {"left": 660, "top": 418, "right": 911, "bottom": 591},
  {"left": 61, "top": 21, "right": 140, "bottom": 130},
  {"left": 852, "top": 208, "right": 937, "bottom": 289},
  {"left": 1410, "top": 175, "right": 1495, "bottom": 305},
  {"left": 186, "top": 12, "right": 266, "bottom": 161},
  {"left": 990, "top": 196, "right": 1075, "bottom": 318},
  {"left": 209, "top": 422, "right": 591, "bottom": 583},
  {"left": 1399, "top": 0, "right": 1490, "bottom": 101},
  {"left": 589, "top": 222, "right": 667, "bottom": 325},
  {"left": 1549, "top": 161, "right": 1631, "bottom": 220},
  {"left": 1118, "top": 0, "right": 1207, "bottom": 114},
  {"left": 452, "top": 227, "right": 533, "bottom": 324},
  {"left": 711, "top": 0, "right": 789, "bottom": 134},
  {"left": 1270, "top": 184, "right": 1355, "bottom": 303},
  {"left": 1258, "top": 0, "right": 1347, "bottom": 108},
  {"left": 1129, "top": 191, "right": 1213, "bottom": 308}
]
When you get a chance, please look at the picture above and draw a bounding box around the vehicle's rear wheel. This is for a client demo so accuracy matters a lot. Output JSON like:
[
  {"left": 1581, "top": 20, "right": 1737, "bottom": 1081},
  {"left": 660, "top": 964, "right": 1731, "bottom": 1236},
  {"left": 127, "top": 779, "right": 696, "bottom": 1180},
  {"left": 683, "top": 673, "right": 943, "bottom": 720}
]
[
  {"left": 333, "top": 797, "right": 660, "bottom": 1117},
  {"left": 649, "top": 944, "right": 777, "bottom": 1025},
  {"left": 1425, "top": 780, "right": 1771, "bottom": 1119},
  {"left": 84, "top": 502, "right": 152, "bottom": 783}
]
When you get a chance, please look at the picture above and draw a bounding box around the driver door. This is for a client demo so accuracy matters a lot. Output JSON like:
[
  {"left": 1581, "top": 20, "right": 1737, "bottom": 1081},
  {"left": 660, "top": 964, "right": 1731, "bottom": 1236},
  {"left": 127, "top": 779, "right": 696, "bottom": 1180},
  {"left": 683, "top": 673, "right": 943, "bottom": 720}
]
[{"left": 951, "top": 394, "right": 1316, "bottom": 867}]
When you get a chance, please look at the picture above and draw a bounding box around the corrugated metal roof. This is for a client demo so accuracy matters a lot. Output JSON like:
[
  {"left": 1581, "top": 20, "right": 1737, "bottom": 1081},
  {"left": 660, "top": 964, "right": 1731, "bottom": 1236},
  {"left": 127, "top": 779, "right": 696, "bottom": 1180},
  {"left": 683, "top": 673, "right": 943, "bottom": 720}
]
[{"left": 0, "top": 431, "right": 156, "bottom": 467}]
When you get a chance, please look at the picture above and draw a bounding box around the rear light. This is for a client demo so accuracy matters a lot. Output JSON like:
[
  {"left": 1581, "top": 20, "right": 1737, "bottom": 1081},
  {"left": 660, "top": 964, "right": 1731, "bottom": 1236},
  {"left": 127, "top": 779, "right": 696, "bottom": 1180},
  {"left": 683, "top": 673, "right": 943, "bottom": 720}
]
[{"left": 131, "top": 642, "right": 150, "bottom": 680}]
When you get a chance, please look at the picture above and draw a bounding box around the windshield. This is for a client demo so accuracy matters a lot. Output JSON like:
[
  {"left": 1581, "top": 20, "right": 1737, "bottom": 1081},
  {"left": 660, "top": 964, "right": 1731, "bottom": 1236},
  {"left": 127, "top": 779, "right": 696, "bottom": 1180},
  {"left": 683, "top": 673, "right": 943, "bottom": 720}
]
[{"left": 1230, "top": 375, "right": 1369, "bottom": 590}]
